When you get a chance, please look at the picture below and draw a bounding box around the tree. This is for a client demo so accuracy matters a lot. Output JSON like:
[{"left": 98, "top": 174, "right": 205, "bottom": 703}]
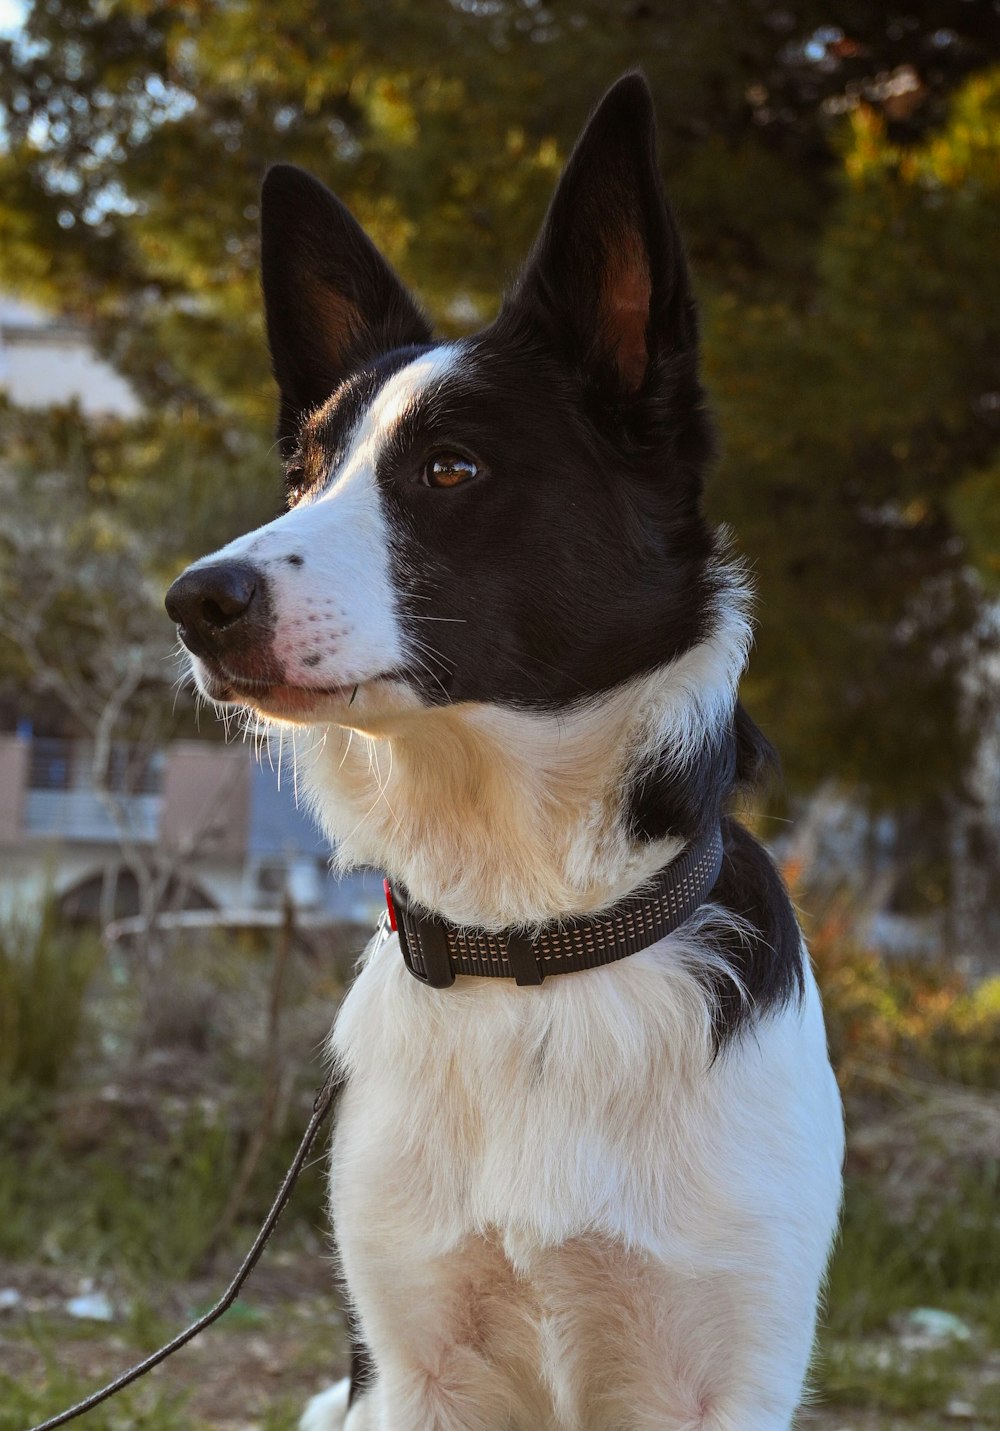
[{"left": 708, "top": 69, "right": 1000, "bottom": 800}]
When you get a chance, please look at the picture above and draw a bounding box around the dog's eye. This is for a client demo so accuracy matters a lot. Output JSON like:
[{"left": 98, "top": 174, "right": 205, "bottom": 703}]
[{"left": 421, "top": 452, "right": 479, "bottom": 489}]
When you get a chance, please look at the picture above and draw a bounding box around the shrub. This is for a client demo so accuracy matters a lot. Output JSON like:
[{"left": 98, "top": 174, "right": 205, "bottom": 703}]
[
  {"left": 791, "top": 873, "right": 1000, "bottom": 1093},
  {"left": 0, "top": 899, "right": 101, "bottom": 1093}
]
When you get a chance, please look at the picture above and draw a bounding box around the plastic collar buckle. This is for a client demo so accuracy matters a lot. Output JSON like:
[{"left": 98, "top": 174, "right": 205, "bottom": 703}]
[{"left": 388, "top": 881, "right": 456, "bottom": 989}]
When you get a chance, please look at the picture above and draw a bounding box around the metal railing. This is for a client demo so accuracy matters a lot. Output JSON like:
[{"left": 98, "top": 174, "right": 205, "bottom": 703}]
[
  {"left": 21, "top": 738, "right": 164, "bottom": 842},
  {"left": 22, "top": 789, "right": 162, "bottom": 843}
]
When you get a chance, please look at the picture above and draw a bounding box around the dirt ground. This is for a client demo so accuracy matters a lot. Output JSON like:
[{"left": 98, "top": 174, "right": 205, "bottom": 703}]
[{"left": 1, "top": 1250, "right": 347, "bottom": 1426}]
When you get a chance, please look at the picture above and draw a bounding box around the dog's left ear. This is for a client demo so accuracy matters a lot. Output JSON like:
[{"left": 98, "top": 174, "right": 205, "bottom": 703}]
[
  {"left": 260, "top": 164, "right": 432, "bottom": 450},
  {"left": 511, "top": 72, "right": 697, "bottom": 403}
]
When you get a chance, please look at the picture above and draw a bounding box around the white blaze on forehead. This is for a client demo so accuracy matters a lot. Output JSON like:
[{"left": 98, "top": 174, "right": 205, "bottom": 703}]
[
  {"left": 182, "top": 343, "right": 466, "bottom": 692},
  {"left": 329, "top": 341, "right": 467, "bottom": 490}
]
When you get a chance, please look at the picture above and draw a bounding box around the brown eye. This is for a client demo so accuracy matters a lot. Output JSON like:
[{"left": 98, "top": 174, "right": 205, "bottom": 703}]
[{"left": 421, "top": 452, "right": 479, "bottom": 489}]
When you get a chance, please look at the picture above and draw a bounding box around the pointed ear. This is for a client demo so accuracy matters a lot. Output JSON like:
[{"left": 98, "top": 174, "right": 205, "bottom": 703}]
[
  {"left": 260, "top": 164, "right": 432, "bottom": 449},
  {"left": 511, "top": 73, "right": 697, "bottom": 401}
]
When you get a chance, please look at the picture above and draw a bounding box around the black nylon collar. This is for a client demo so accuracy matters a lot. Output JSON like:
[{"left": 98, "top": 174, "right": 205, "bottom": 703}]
[{"left": 385, "top": 824, "right": 724, "bottom": 989}]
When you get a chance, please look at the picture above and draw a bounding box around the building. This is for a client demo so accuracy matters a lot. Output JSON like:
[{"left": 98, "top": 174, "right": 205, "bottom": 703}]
[
  {"left": 0, "top": 729, "right": 382, "bottom": 925},
  {"left": 0, "top": 296, "right": 141, "bottom": 418}
]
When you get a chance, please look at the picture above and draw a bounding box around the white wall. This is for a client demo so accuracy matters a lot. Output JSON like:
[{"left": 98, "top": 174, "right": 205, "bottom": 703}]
[{"left": 0, "top": 299, "right": 140, "bottom": 418}]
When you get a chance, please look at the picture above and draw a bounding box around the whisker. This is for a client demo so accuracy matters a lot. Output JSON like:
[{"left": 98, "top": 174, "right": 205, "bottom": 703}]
[
  {"left": 405, "top": 635, "right": 453, "bottom": 700},
  {"left": 339, "top": 727, "right": 355, "bottom": 771},
  {"left": 406, "top": 650, "right": 451, "bottom": 701}
]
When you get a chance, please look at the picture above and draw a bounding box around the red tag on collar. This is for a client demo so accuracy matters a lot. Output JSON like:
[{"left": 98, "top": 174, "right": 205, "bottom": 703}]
[{"left": 383, "top": 878, "right": 398, "bottom": 932}]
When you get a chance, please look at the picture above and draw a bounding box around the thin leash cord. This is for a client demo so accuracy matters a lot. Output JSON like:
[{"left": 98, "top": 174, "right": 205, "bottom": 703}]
[{"left": 26, "top": 1067, "right": 342, "bottom": 1431}]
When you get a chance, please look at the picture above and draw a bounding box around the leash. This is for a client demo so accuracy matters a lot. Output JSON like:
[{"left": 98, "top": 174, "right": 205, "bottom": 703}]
[{"left": 25, "top": 1066, "right": 342, "bottom": 1431}]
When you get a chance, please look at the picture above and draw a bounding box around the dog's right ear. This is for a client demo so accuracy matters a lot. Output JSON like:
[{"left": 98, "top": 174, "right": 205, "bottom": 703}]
[
  {"left": 507, "top": 74, "right": 698, "bottom": 418},
  {"left": 260, "top": 165, "right": 431, "bottom": 450}
]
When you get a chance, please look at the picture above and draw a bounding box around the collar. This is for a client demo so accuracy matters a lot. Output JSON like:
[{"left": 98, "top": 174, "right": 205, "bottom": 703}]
[{"left": 383, "top": 823, "right": 724, "bottom": 989}]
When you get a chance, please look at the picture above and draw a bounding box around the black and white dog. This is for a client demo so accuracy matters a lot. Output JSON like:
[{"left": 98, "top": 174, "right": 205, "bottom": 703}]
[{"left": 167, "top": 73, "right": 843, "bottom": 1431}]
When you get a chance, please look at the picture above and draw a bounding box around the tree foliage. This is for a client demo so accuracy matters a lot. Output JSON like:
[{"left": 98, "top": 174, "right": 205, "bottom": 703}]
[
  {"left": 707, "top": 66, "right": 1000, "bottom": 796},
  {"left": 0, "top": 2, "right": 997, "bottom": 825}
]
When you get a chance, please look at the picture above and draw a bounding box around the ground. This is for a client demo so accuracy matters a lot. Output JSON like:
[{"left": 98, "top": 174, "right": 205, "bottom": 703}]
[{"left": 0, "top": 1249, "right": 347, "bottom": 1429}]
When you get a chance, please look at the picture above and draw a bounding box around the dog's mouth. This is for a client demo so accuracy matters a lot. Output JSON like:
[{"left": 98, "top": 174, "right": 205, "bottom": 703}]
[
  {"left": 225, "top": 678, "right": 355, "bottom": 715},
  {"left": 195, "top": 661, "right": 403, "bottom": 723}
]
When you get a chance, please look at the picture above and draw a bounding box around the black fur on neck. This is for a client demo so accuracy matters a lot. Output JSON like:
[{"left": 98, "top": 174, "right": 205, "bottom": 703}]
[
  {"left": 707, "top": 817, "right": 805, "bottom": 1050},
  {"left": 626, "top": 700, "right": 803, "bottom": 1048},
  {"left": 626, "top": 700, "right": 777, "bottom": 845}
]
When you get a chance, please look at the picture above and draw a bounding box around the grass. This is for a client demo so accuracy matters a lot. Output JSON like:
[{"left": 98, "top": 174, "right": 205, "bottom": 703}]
[
  {"left": 0, "top": 898, "right": 100, "bottom": 1092},
  {"left": 818, "top": 1342, "right": 966, "bottom": 1413},
  {"left": 0, "top": 1370, "right": 304, "bottom": 1431},
  {"left": 805, "top": 1158, "right": 1000, "bottom": 1419},
  {"left": 0, "top": 1103, "right": 239, "bottom": 1280},
  {"left": 813, "top": 1169, "right": 1000, "bottom": 1421},
  {"left": 0, "top": 1367, "right": 196, "bottom": 1431},
  {"left": 824, "top": 1165, "right": 1000, "bottom": 1341},
  {"left": 0, "top": 909, "right": 336, "bottom": 1284},
  {"left": 0, "top": 1084, "right": 333, "bottom": 1293},
  {"left": 798, "top": 886, "right": 1000, "bottom": 1419}
]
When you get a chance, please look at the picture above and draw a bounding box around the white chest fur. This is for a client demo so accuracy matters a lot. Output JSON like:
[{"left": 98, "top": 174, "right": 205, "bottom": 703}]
[{"left": 324, "top": 918, "right": 844, "bottom": 1431}]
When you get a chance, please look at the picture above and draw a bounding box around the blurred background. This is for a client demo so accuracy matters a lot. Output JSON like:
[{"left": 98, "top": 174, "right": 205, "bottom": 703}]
[{"left": 0, "top": 3, "right": 998, "bottom": 1428}]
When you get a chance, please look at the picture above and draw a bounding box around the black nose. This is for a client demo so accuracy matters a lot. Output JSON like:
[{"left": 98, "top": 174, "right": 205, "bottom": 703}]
[{"left": 165, "top": 561, "right": 261, "bottom": 657}]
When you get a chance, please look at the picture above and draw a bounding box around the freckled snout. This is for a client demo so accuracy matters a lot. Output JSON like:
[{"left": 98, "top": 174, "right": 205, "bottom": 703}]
[{"left": 165, "top": 560, "right": 268, "bottom": 662}]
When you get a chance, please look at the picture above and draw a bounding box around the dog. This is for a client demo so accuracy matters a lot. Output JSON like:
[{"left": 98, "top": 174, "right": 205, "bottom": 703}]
[{"left": 166, "top": 72, "right": 844, "bottom": 1431}]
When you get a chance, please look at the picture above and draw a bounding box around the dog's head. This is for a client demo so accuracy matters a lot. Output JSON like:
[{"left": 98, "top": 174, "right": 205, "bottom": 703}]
[{"left": 166, "top": 74, "right": 723, "bottom": 732}]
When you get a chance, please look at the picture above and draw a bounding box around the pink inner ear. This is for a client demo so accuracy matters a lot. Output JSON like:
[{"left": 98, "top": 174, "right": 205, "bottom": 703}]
[
  {"left": 602, "top": 239, "right": 652, "bottom": 393},
  {"left": 303, "top": 275, "right": 364, "bottom": 370}
]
